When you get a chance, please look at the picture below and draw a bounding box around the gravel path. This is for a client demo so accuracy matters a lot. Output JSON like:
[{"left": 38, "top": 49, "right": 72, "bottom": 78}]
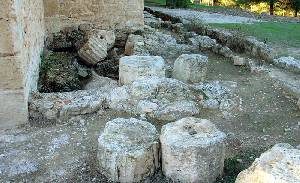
[{"left": 150, "top": 7, "right": 260, "bottom": 24}]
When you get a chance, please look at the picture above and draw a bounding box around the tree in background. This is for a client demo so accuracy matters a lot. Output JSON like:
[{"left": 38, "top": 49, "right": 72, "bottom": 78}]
[
  {"left": 290, "top": 0, "right": 300, "bottom": 16},
  {"left": 237, "top": 0, "right": 277, "bottom": 15}
]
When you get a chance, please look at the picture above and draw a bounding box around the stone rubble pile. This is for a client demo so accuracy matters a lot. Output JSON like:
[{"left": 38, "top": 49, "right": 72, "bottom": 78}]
[
  {"left": 109, "top": 76, "right": 202, "bottom": 121},
  {"left": 192, "top": 81, "right": 241, "bottom": 113},
  {"left": 236, "top": 143, "right": 300, "bottom": 183},
  {"left": 124, "top": 26, "right": 195, "bottom": 61},
  {"left": 273, "top": 56, "right": 300, "bottom": 74}
]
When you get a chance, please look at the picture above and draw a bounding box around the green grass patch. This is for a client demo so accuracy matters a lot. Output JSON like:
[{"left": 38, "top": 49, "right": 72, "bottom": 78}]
[
  {"left": 209, "top": 22, "right": 300, "bottom": 48},
  {"left": 192, "top": 4, "right": 226, "bottom": 10},
  {"left": 145, "top": 0, "right": 166, "bottom": 6}
]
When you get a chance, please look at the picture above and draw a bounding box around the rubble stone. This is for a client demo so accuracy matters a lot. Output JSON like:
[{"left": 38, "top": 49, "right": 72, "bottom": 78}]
[
  {"left": 160, "top": 117, "right": 226, "bottom": 183},
  {"left": 109, "top": 77, "right": 202, "bottom": 121},
  {"left": 193, "top": 35, "right": 217, "bottom": 50},
  {"left": 97, "top": 118, "right": 160, "bottom": 182},
  {"left": 273, "top": 56, "right": 300, "bottom": 74}
]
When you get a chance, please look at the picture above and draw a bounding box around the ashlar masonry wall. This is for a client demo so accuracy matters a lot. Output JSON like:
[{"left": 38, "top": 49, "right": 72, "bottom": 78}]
[
  {"left": 44, "top": 0, "right": 144, "bottom": 30},
  {"left": 0, "top": 0, "right": 45, "bottom": 129}
]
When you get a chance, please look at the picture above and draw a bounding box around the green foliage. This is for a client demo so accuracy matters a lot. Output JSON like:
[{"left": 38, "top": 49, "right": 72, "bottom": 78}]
[
  {"left": 166, "top": 0, "right": 192, "bottom": 8},
  {"left": 38, "top": 51, "right": 89, "bottom": 93},
  {"left": 144, "top": 0, "right": 166, "bottom": 6}
]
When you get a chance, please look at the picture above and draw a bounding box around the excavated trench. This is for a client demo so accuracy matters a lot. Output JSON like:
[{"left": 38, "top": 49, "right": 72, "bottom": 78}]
[{"left": 1, "top": 8, "right": 299, "bottom": 183}]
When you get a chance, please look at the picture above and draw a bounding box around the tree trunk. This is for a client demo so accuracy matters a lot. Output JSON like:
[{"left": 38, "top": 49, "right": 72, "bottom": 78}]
[
  {"left": 295, "top": 8, "right": 299, "bottom": 17},
  {"left": 270, "top": 0, "right": 274, "bottom": 15}
]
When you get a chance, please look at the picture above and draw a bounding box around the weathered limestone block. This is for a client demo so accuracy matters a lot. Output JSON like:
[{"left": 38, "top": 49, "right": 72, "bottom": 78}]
[
  {"left": 119, "top": 56, "right": 166, "bottom": 85},
  {"left": 97, "top": 118, "right": 160, "bottom": 182},
  {"left": 232, "top": 56, "right": 247, "bottom": 66},
  {"left": 173, "top": 54, "right": 208, "bottom": 83},
  {"left": 29, "top": 90, "right": 106, "bottom": 125},
  {"left": 236, "top": 143, "right": 300, "bottom": 183},
  {"left": 78, "top": 30, "right": 115, "bottom": 66},
  {"left": 124, "top": 34, "right": 149, "bottom": 56},
  {"left": 160, "top": 117, "right": 226, "bottom": 183}
]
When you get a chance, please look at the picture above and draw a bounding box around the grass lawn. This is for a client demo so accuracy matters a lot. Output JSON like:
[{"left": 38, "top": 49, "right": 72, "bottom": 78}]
[
  {"left": 209, "top": 22, "right": 300, "bottom": 48},
  {"left": 144, "top": 0, "right": 166, "bottom": 6},
  {"left": 192, "top": 4, "right": 226, "bottom": 10}
]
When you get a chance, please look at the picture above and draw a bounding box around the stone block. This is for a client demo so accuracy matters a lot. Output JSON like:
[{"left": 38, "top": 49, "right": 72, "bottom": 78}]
[
  {"left": 173, "top": 54, "right": 208, "bottom": 83},
  {"left": 232, "top": 56, "right": 247, "bottom": 66},
  {"left": 97, "top": 118, "right": 160, "bottom": 182},
  {"left": 78, "top": 30, "right": 115, "bottom": 66},
  {"left": 124, "top": 34, "right": 147, "bottom": 56},
  {"left": 236, "top": 143, "right": 300, "bottom": 183},
  {"left": 119, "top": 56, "right": 166, "bottom": 85},
  {"left": 160, "top": 117, "right": 226, "bottom": 183},
  {"left": 0, "top": 90, "right": 28, "bottom": 129}
]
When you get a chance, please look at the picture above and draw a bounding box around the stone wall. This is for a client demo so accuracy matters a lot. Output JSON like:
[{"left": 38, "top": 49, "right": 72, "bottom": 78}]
[
  {"left": 44, "top": 0, "right": 144, "bottom": 32},
  {"left": 0, "top": 0, "right": 45, "bottom": 129},
  {"left": 0, "top": 0, "right": 144, "bottom": 129}
]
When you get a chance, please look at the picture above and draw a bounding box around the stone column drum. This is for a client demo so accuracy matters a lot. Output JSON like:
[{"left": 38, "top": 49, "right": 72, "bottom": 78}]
[
  {"left": 173, "top": 54, "right": 208, "bottom": 84},
  {"left": 160, "top": 117, "right": 226, "bottom": 183},
  {"left": 97, "top": 118, "right": 160, "bottom": 182},
  {"left": 119, "top": 56, "right": 166, "bottom": 85}
]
